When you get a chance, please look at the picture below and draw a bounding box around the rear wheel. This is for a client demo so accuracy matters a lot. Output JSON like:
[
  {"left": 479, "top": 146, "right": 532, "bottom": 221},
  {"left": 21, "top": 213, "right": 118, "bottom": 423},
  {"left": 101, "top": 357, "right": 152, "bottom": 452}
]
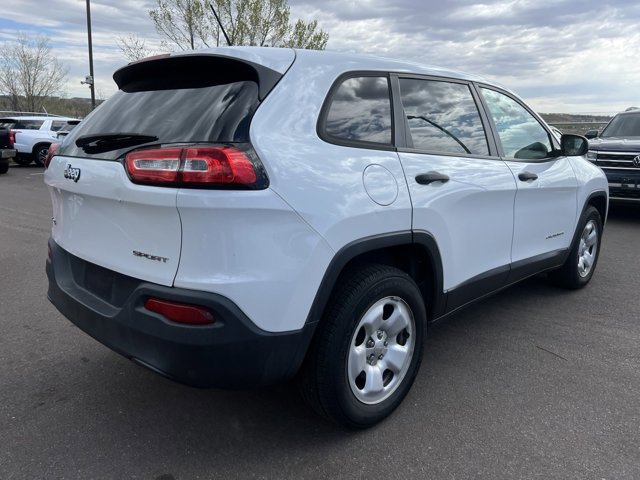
[
  {"left": 0, "top": 162, "right": 8, "bottom": 174},
  {"left": 33, "top": 144, "right": 49, "bottom": 167},
  {"left": 299, "top": 264, "right": 426, "bottom": 428},
  {"left": 549, "top": 206, "right": 602, "bottom": 289}
]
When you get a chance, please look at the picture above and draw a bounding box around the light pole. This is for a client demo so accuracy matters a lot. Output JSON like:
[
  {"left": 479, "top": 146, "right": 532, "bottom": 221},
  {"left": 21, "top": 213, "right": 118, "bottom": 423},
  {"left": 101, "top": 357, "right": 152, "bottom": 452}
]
[{"left": 85, "top": 0, "right": 96, "bottom": 109}]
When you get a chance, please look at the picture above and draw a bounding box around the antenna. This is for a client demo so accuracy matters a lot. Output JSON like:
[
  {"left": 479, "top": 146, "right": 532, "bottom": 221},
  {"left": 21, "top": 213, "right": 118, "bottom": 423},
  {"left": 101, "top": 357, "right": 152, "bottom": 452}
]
[{"left": 209, "top": 3, "right": 232, "bottom": 46}]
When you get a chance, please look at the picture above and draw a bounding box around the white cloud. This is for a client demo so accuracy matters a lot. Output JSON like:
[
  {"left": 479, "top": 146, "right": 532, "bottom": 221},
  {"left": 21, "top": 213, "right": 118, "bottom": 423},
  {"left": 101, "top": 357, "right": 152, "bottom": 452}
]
[{"left": 1, "top": 0, "right": 638, "bottom": 113}]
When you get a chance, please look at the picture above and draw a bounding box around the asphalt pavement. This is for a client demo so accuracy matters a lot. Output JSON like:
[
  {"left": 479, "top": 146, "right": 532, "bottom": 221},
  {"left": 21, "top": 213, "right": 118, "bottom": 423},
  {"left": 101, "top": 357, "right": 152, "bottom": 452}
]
[{"left": 1, "top": 164, "right": 639, "bottom": 479}]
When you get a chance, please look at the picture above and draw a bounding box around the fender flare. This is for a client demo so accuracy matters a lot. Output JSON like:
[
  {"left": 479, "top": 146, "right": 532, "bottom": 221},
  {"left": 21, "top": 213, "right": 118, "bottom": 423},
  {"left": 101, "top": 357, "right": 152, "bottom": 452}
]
[{"left": 303, "top": 230, "right": 446, "bottom": 328}]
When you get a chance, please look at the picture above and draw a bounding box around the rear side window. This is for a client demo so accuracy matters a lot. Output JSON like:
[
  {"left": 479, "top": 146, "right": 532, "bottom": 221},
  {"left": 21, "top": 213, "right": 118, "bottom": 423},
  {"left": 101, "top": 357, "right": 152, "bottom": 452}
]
[
  {"left": 60, "top": 57, "right": 262, "bottom": 160},
  {"left": 322, "top": 76, "right": 392, "bottom": 146},
  {"left": 399, "top": 78, "right": 489, "bottom": 156},
  {"left": 0, "top": 119, "right": 44, "bottom": 130}
]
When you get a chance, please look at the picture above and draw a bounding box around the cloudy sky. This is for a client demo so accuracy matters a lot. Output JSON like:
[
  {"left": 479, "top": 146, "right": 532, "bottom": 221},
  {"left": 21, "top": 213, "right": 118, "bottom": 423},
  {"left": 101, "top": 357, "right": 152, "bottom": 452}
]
[{"left": 1, "top": 0, "right": 638, "bottom": 114}]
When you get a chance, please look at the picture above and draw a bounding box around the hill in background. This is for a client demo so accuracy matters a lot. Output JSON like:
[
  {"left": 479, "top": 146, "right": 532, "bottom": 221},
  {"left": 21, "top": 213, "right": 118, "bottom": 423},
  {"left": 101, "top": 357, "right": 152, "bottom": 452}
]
[
  {"left": 539, "top": 113, "right": 612, "bottom": 135},
  {"left": 0, "top": 96, "right": 103, "bottom": 119}
]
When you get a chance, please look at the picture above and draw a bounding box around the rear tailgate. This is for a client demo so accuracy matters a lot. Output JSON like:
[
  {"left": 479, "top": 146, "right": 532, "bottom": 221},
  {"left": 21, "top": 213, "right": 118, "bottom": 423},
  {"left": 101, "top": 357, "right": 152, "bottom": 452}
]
[
  {"left": 44, "top": 48, "right": 293, "bottom": 287},
  {"left": 46, "top": 156, "right": 181, "bottom": 286}
]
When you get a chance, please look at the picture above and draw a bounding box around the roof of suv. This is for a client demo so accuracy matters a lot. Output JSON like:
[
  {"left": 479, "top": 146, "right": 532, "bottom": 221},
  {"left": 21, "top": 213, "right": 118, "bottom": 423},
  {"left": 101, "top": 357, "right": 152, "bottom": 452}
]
[{"left": 159, "top": 46, "right": 507, "bottom": 91}]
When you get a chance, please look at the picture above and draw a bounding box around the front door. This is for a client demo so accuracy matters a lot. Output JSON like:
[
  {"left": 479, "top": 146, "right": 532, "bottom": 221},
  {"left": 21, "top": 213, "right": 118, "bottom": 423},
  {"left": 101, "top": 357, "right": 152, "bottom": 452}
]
[{"left": 479, "top": 87, "right": 578, "bottom": 266}]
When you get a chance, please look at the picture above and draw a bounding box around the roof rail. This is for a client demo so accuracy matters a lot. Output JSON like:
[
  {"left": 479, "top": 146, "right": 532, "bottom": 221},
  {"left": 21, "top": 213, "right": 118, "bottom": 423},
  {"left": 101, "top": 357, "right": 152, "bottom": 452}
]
[{"left": 0, "top": 110, "right": 67, "bottom": 117}]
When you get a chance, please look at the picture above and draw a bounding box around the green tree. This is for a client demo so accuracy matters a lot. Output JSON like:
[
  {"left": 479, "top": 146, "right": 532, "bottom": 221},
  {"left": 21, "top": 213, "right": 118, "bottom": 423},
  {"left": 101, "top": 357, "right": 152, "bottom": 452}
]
[
  {"left": 117, "top": 33, "right": 153, "bottom": 62},
  {"left": 281, "top": 19, "right": 328, "bottom": 49},
  {"left": 149, "top": 0, "right": 214, "bottom": 50},
  {"left": 0, "top": 33, "right": 68, "bottom": 112},
  {"left": 120, "top": 0, "right": 329, "bottom": 58}
]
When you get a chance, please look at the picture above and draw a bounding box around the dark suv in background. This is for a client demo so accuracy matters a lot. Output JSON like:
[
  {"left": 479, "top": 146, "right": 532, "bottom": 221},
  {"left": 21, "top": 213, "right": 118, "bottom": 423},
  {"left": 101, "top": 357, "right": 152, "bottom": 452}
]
[{"left": 586, "top": 108, "right": 640, "bottom": 201}]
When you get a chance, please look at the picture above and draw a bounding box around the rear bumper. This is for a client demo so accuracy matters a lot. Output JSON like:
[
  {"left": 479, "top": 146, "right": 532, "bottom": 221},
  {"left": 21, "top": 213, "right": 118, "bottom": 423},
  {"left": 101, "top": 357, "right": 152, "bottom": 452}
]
[
  {"left": 46, "top": 239, "right": 316, "bottom": 388},
  {"left": 0, "top": 148, "right": 16, "bottom": 159},
  {"left": 603, "top": 169, "right": 640, "bottom": 201}
]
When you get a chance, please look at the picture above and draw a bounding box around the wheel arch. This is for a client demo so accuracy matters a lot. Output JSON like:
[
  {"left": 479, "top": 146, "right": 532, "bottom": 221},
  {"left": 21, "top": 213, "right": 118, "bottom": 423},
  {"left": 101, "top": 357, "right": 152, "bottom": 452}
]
[
  {"left": 586, "top": 190, "right": 608, "bottom": 225},
  {"left": 32, "top": 141, "right": 51, "bottom": 155},
  {"left": 31, "top": 140, "right": 53, "bottom": 153},
  {"left": 304, "top": 231, "right": 446, "bottom": 331}
]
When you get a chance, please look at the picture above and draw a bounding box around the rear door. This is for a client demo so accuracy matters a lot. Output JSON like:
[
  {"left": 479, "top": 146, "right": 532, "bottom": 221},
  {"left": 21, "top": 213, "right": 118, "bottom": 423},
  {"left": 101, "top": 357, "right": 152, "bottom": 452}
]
[
  {"left": 45, "top": 53, "right": 287, "bottom": 286},
  {"left": 392, "top": 75, "right": 517, "bottom": 305},
  {"left": 47, "top": 158, "right": 182, "bottom": 286}
]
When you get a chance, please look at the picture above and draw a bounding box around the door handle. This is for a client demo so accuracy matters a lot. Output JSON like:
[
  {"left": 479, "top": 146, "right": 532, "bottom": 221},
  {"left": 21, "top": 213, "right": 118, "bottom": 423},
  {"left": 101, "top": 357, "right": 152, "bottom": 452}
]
[
  {"left": 415, "top": 171, "right": 450, "bottom": 185},
  {"left": 518, "top": 171, "right": 538, "bottom": 182}
]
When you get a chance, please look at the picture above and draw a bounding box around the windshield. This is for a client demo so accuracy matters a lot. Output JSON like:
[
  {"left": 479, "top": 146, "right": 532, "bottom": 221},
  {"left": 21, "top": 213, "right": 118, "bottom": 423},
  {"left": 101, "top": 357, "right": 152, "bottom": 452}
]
[{"left": 601, "top": 113, "right": 640, "bottom": 138}]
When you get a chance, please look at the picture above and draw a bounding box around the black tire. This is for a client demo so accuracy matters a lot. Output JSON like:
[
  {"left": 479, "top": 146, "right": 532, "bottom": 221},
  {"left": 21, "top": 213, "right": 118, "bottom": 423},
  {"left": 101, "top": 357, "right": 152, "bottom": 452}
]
[
  {"left": 0, "top": 162, "right": 8, "bottom": 174},
  {"left": 548, "top": 206, "right": 602, "bottom": 289},
  {"left": 13, "top": 154, "right": 32, "bottom": 166},
  {"left": 298, "top": 264, "right": 426, "bottom": 428},
  {"left": 33, "top": 144, "right": 49, "bottom": 167}
]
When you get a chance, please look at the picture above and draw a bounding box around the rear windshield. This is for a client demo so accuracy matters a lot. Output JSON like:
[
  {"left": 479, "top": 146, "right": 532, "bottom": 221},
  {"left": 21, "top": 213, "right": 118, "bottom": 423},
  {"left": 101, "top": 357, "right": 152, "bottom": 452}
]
[{"left": 60, "top": 59, "right": 261, "bottom": 160}]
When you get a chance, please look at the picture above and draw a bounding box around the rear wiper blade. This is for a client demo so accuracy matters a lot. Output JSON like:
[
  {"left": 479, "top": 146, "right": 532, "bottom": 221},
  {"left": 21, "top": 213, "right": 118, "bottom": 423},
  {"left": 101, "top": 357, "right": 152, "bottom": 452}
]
[{"left": 75, "top": 132, "right": 159, "bottom": 153}]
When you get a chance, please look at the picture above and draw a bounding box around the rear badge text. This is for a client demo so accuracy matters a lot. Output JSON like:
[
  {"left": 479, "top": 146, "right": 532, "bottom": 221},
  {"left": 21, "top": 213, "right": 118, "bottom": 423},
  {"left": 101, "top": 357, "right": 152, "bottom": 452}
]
[
  {"left": 64, "top": 164, "right": 81, "bottom": 182},
  {"left": 133, "top": 250, "right": 169, "bottom": 263}
]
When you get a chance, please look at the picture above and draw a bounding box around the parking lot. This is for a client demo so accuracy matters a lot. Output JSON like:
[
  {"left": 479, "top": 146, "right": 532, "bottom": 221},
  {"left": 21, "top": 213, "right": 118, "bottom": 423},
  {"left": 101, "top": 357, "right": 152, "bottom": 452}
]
[{"left": 1, "top": 164, "right": 639, "bottom": 479}]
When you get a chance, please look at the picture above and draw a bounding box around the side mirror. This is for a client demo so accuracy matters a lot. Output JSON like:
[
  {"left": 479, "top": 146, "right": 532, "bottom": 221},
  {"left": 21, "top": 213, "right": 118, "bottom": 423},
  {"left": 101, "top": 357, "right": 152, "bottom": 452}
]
[
  {"left": 561, "top": 134, "right": 589, "bottom": 156},
  {"left": 584, "top": 130, "right": 599, "bottom": 139}
]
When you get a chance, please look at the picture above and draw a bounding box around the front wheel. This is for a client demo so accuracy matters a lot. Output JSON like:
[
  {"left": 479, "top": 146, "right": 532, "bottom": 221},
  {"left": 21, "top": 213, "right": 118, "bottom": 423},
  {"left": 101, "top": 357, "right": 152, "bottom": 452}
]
[
  {"left": 548, "top": 206, "right": 603, "bottom": 289},
  {"left": 298, "top": 264, "right": 426, "bottom": 428}
]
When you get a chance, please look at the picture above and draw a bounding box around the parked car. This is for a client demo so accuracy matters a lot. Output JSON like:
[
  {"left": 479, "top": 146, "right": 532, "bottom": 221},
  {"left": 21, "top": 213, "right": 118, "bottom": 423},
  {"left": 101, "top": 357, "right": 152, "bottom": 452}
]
[
  {"left": 585, "top": 109, "right": 640, "bottom": 201},
  {"left": 44, "top": 47, "right": 608, "bottom": 428},
  {"left": 0, "top": 115, "right": 78, "bottom": 166},
  {"left": 0, "top": 124, "right": 16, "bottom": 174}
]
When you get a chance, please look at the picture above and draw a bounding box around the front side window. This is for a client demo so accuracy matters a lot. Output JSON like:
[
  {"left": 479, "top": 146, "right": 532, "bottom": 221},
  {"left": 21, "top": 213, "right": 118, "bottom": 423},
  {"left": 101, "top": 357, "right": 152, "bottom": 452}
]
[
  {"left": 399, "top": 78, "right": 489, "bottom": 155},
  {"left": 324, "top": 76, "right": 392, "bottom": 145},
  {"left": 481, "top": 88, "right": 552, "bottom": 160}
]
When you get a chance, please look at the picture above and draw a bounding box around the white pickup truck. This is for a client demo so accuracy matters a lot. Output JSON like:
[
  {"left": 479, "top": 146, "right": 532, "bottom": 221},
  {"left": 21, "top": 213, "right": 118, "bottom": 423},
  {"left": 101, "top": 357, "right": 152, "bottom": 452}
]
[{"left": 0, "top": 115, "right": 78, "bottom": 166}]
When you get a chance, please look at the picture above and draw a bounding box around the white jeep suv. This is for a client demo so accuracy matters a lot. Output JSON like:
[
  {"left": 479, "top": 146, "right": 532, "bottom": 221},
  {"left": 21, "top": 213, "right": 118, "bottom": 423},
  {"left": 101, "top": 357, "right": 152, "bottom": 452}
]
[{"left": 44, "top": 47, "right": 608, "bottom": 428}]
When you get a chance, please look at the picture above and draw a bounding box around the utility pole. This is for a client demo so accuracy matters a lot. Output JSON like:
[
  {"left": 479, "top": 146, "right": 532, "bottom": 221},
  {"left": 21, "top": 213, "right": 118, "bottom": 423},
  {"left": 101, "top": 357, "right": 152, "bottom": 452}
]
[{"left": 85, "top": 0, "right": 96, "bottom": 109}]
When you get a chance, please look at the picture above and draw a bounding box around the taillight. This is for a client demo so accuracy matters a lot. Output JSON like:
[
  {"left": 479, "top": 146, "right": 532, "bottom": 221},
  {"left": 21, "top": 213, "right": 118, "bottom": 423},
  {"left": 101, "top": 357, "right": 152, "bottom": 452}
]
[
  {"left": 8, "top": 130, "right": 18, "bottom": 148},
  {"left": 125, "top": 145, "right": 264, "bottom": 188},
  {"left": 44, "top": 142, "right": 60, "bottom": 169},
  {"left": 144, "top": 298, "right": 216, "bottom": 325},
  {"left": 126, "top": 147, "right": 182, "bottom": 183}
]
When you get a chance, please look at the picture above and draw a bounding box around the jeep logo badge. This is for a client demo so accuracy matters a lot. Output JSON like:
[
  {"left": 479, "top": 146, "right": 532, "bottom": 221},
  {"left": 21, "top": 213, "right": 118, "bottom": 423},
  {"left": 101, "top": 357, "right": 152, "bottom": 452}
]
[
  {"left": 634, "top": 155, "right": 640, "bottom": 168},
  {"left": 64, "top": 164, "right": 81, "bottom": 182}
]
